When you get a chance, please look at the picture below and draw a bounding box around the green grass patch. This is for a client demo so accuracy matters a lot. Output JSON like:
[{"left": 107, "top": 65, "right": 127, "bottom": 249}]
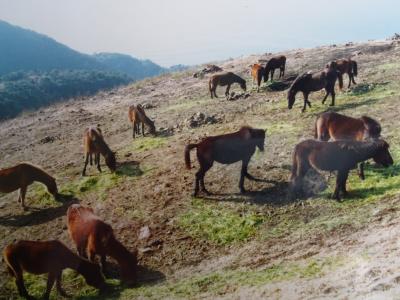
[
  {"left": 119, "top": 256, "right": 344, "bottom": 299},
  {"left": 177, "top": 198, "right": 265, "bottom": 245},
  {"left": 132, "top": 136, "right": 167, "bottom": 152}
]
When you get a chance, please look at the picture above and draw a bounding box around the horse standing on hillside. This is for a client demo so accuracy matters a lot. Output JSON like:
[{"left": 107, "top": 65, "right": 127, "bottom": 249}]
[
  {"left": 251, "top": 64, "right": 266, "bottom": 92},
  {"left": 265, "top": 55, "right": 286, "bottom": 81},
  {"left": 67, "top": 204, "right": 137, "bottom": 285},
  {"left": 0, "top": 163, "right": 58, "bottom": 209},
  {"left": 82, "top": 126, "right": 116, "bottom": 176},
  {"left": 335, "top": 58, "right": 358, "bottom": 88},
  {"left": 208, "top": 72, "right": 247, "bottom": 99},
  {"left": 287, "top": 61, "right": 343, "bottom": 112},
  {"left": 290, "top": 139, "right": 393, "bottom": 200},
  {"left": 3, "top": 240, "right": 106, "bottom": 300},
  {"left": 128, "top": 104, "right": 156, "bottom": 138},
  {"left": 185, "top": 126, "right": 265, "bottom": 196}
]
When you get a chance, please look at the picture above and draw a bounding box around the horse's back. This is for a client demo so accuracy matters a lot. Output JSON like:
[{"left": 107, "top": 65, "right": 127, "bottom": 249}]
[{"left": 0, "top": 163, "right": 36, "bottom": 193}]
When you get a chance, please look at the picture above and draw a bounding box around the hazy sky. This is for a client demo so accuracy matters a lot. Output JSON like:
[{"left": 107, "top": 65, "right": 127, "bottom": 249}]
[{"left": 0, "top": 0, "right": 399, "bottom": 67}]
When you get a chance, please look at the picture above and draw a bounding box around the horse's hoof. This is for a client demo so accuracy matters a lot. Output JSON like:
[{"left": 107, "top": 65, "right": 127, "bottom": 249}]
[{"left": 240, "top": 189, "right": 247, "bottom": 194}]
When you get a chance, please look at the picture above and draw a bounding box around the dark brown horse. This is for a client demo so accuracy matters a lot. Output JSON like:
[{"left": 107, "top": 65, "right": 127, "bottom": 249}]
[
  {"left": 185, "top": 126, "right": 265, "bottom": 196},
  {"left": 209, "top": 72, "right": 246, "bottom": 99},
  {"left": 314, "top": 111, "right": 381, "bottom": 180},
  {"left": 0, "top": 163, "right": 58, "bottom": 208},
  {"left": 251, "top": 64, "right": 266, "bottom": 92},
  {"left": 67, "top": 204, "right": 137, "bottom": 285},
  {"left": 3, "top": 240, "right": 106, "bottom": 300},
  {"left": 335, "top": 58, "right": 358, "bottom": 88},
  {"left": 128, "top": 104, "right": 156, "bottom": 138},
  {"left": 82, "top": 126, "right": 116, "bottom": 176},
  {"left": 287, "top": 62, "right": 343, "bottom": 112},
  {"left": 290, "top": 139, "right": 393, "bottom": 200},
  {"left": 265, "top": 55, "right": 286, "bottom": 81}
]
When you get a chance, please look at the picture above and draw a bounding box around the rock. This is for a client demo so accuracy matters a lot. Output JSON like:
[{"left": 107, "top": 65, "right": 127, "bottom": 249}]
[
  {"left": 389, "top": 33, "right": 400, "bottom": 40},
  {"left": 142, "top": 102, "right": 156, "bottom": 109},
  {"left": 39, "top": 136, "right": 57, "bottom": 144},
  {"left": 193, "top": 64, "right": 223, "bottom": 78},
  {"left": 138, "top": 226, "right": 151, "bottom": 240}
]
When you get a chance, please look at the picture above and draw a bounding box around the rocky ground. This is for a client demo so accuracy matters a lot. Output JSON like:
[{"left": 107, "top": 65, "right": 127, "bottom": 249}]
[{"left": 1, "top": 38, "right": 400, "bottom": 299}]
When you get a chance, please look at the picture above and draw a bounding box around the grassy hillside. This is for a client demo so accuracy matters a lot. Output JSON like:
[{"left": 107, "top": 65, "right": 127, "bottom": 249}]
[{"left": 0, "top": 39, "right": 400, "bottom": 299}]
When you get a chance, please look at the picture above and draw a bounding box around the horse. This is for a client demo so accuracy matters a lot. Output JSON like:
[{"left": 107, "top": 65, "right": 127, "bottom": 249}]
[
  {"left": 3, "top": 240, "right": 106, "bottom": 300},
  {"left": 251, "top": 64, "right": 266, "bottom": 92},
  {"left": 208, "top": 72, "right": 246, "bottom": 99},
  {"left": 265, "top": 55, "right": 286, "bottom": 81},
  {"left": 287, "top": 62, "right": 343, "bottom": 112},
  {"left": 0, "top": 163, "right": 58, "bottom": 209},
  {"left": 82, "top": 126, "right": 116, "bottom": 176},
  {"left": 314, "top": 111, "right": 381, "bottom": 179},
  {"left": 184, "top": 126, "right": 265, "bottom": 196},
  {"left": 67, "top": 204, "right": 137, "bottom": 285},
  {"left": 128, "top": 104, "right": 156, "bottom": 138},
  {"left": 290, "top": 139, "right": 393, "bottom": 200},
  {"left": 335, "top": 58, "right": 358, "bottom": 88}
]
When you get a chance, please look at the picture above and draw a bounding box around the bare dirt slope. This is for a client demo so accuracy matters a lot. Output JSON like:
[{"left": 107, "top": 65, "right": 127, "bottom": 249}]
[{"left": 1, "top": 39, "right": 400, "bottom": 299}]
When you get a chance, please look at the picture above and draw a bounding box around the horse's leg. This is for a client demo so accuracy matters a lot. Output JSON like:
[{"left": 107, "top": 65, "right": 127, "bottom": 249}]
[
  {"left": 200, "top": 163, "right": 212, "bottom": 195},
  {"left": 15, "top": 275, "right": 33, "bottom": 300},
  {"left": 142, "top": 122, "right": 145, "bottom": 136},
  {"left": 302, "top": 92, "right": 311, "bottom": 112},
  {"left": 213, "top": 87, "right": 218, "bottom": 98},
  {"left": 243, "top": 158, "right": 257, "bottom": 181},
  {"left": 225, "top": 84, "right": 231, "bottom": 98},
  {"left": 18, "top": 185, "right": 27, "bottom": 209},
  {"left": 257, "top": 77, "right": 261, "bottom": 92},
  {"left": 132, "top": 123, "right": 135, "bottom": 138},
  {"left": 358, "top": 162, "right": 365, "bottom": 180},
  {"left": 322, "top": 89, "right": 330, "bottom": 104},
  {"left": 333, "top": 170, "right": 348, "bottom": 201},
  {"left": 240, "top": 160, "right": 251, "bottom": 193},
  {"left": 96, "top": 153, "right": 102, "bottom": 173},
  {"left": 43, "top": 272, "right": 56, "bottom": 300},
  {"left": 82, "top": 153, "right": 89, "bottom": 176},
  {"left": 351, "top": 73, "right": 357, "bottom": 84},
  {"left": 348, "top": 73, "right": 352, "bottom": 88},
  {"left": 56, "top": 272, "right": 68, "bottom": 297},
  {"left": 330, "top": 90, "right": 335, "bottom": 106},
  {"left": 271, "top": 69, "right": 275, "bottom": 81},
  {"left": 101, "top": 255, "right": 108, "bottom": 275},
  {"left": 340, "top": 170, "right": 350, "bottom": 196}
]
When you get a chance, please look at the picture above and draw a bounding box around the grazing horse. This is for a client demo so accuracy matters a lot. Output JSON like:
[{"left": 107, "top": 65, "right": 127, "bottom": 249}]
[
  {"left": 3, "top": 240, "right": 105, "bottom": 300},
  {"left": 0, "top": 163, "right": 58, "bottom": 208},
  {"left": 290, "top": 139, "right": 393, "bottom": 200},
  {"left": 67, "top": 204, "right": 137, "bottom": 285},
  {"left": 314, "top": 111, "right": 381, "bottom": 180},
  {"left": 209, "top": 72, "right": 247, "bottom": 99},
  {"left": 265, "top": 55, "right": 286, "bottom": 81},
  {"left": 335, "top": 58, "right": 358, "bottom": 88},
  {"left": 184, "top": 126, "right": 265, "bottom": 196},
  {"left": 82, "top": 126, "right": 116, "bottom": 176},
  {"left": 251, "top": 64, "right": 266, "bottom": 92},
  {"left": 287, "top": 62, "right": 343, "bottom": 112},
  {"left": 128, "top": 104, "right": 156, "bottom": 138}
]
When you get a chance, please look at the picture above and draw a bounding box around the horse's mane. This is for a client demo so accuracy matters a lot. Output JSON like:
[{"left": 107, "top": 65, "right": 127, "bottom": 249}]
[
  {"left": 289, "top": 72, "right": 312, "bottom": 89},
  {"left": 337, "top": 139, "right": 387, "bottom": 153},
  {"left": 19, "top": 162, "right": 55, "bottom": 179}
]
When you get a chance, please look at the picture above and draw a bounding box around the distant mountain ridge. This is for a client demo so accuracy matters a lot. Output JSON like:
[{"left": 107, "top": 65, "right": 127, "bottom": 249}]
[{"left": 0, "top": 20, "right": 184, "bottom": 79}]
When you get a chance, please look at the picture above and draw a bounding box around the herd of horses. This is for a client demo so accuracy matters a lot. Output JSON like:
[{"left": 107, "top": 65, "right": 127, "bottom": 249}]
[{"left": 0, "top": 53, "right": 395, "bottom": 298}]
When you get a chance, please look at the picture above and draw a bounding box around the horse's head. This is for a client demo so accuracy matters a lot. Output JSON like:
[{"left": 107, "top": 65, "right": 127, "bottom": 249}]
[
  {"left": 372, "top": 140, "right": 393, "bottom": 167},
  {"left": 120, "top": 250, "right": 138, "bottom": 286},
  {"left": 287, "top": 86, "right": 297, "bottom": 109},
  {"left": 80, "top": 261, "right": 106, "bottom": 290},
  {"left": 326, "top": 61, "right": 337, "bottom": 70},
  {"left": 149, "top": 121, "right": 156, "bottom": 135},
  {"left": 240, "top": 80, "right": 247, "bottom": 91},
  {"left": 47, "top": 177, "right": 59, "bottom": 198},
  {"left": 105, "top": 152, "right": 117, "bottom": 172},
  {"left": 250, "top": 128, "right": 266, "bottom": 151},
  {"left": 362, "top": 116, "right": 381, "bottom": 140}
]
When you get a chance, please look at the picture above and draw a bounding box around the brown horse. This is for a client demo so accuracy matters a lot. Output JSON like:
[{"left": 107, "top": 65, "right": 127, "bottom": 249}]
[
  {"left": 265, "top": 55, "right": 286, "bottom": 81},
  {"left": 287, "top": 62, "right": 343, "bottom": 112},
  {"left": 251, "top": 64, "right": 266, "bottom": 92},
  {"left": 335, "top": 58, "right": 358, "bottom": 88},
  {"left": 3, "top": 240, "right": 106, "bottom": 300},
  {"left": 185, "top": 126, "right": 265, "bottom": 196},
  {"left": 67, "top": 204, "right": 137, "bottom": 285},
  {"left": 314, "top": 112, "right": 381, "bottom": 179},
  {"left": 128, "top": 104, "right": 156, "bottom": 138},
  {"left": 82, "top": 126, "right": 116, "bottom": 176},
  {"left": 209, "top": 72, "right": 247, "bottom": 99},
  {"left": 0, "top": 163, "right": 58, "bottom": 208},
  {"left": 290, "top": 139, "right": 393, "bottom": 200}
]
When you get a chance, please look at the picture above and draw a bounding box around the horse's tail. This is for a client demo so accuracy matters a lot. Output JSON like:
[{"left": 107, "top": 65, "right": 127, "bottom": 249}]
[
  {"left": 352, "top": 60, "right": 358, "bottom": 77},
  {"left": 337, "top": 71, "right": 344, "bottom": 90},
  {"left": 185, "top": 144, "right": 197, "bottom": 169}
]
